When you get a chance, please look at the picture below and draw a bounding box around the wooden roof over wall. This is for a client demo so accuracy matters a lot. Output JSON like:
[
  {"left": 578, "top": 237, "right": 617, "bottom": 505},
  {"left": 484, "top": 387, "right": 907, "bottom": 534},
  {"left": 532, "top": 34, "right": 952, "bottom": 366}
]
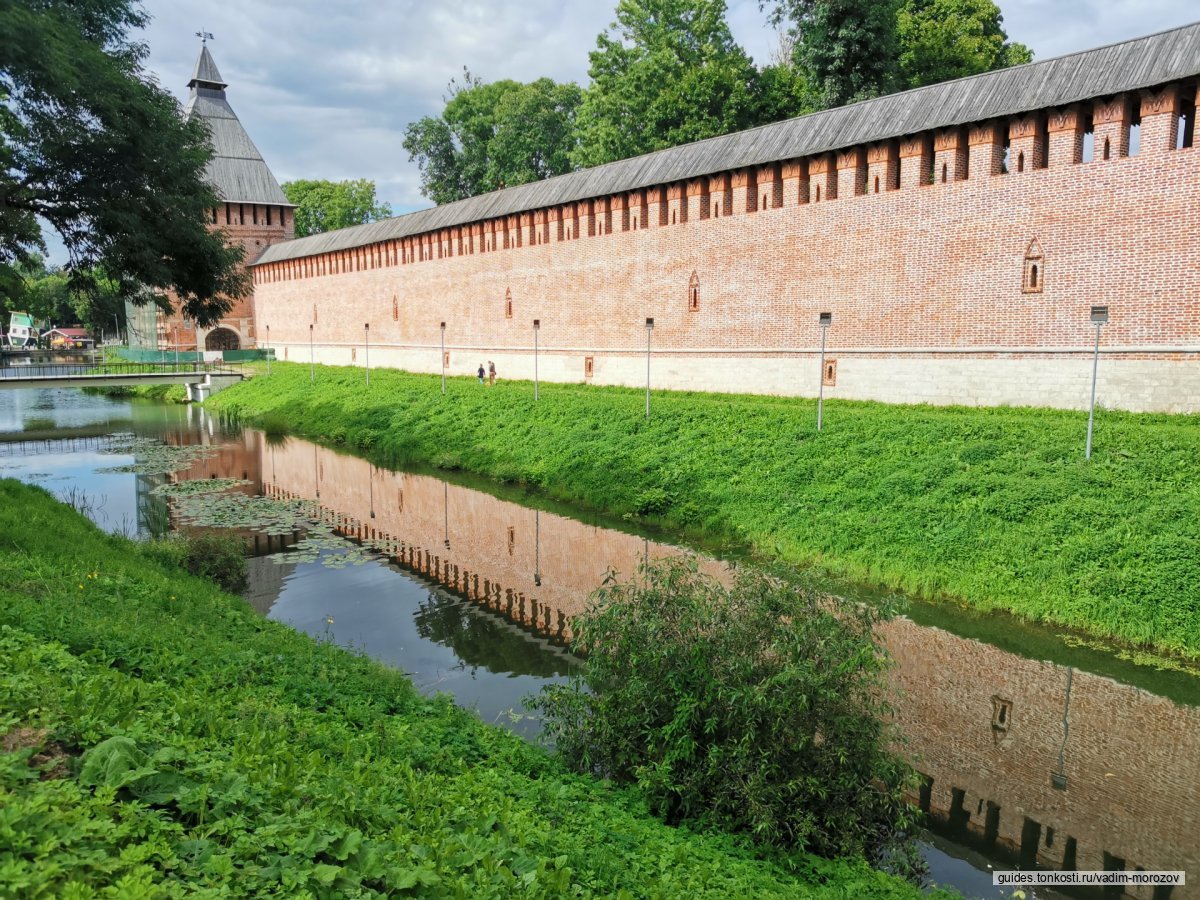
[{"left": 255, "top": 20, "right": 1200, "bottom": 266}]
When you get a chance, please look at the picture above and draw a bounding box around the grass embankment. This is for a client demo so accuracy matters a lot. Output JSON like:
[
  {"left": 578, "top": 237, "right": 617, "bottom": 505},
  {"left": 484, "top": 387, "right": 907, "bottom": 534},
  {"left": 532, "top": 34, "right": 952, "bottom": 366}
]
[
  {"left": 208, "top": 363, "right": 1200, "bottom": 659},
  {"left": 0, "top": 481, "right": 930, "bottom": 898}
]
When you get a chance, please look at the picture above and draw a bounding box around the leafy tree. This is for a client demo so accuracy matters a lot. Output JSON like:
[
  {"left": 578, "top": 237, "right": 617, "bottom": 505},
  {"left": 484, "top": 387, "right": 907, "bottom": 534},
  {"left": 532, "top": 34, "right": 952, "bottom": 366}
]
[
  {"left": 532, "top": 557, "right": 916, "bottom": 860},
  {"left": 0, "top": 0, "right": 247, "bottom": 326},
  {"left": 573, "top": 0, "right": 762, "bottom": 168},
  {"left": 896, "top": 0, "right": 1032, "bottom": 89},
  {"left": 763, "top": 0, "right": 901, "bottom": 108},
  {"left": 281, "top": 178, "right": 392, "bottom": 238},
  {"left": 1, "top": 253, "right": 126, "bottom": 336},
  {"left": 487, "top": 79, "right": 582, "bottom": 190},
  {"left": 403, "top": 72, "right": 581, "bottom": 204}
]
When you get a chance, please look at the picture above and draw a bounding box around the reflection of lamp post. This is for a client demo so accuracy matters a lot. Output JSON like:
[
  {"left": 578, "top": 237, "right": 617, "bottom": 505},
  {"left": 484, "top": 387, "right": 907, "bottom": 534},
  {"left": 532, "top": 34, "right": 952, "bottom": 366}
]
[
  {"left": 1052, "top": 666, "right": 1073, "bottom": 790},
  {"left": 442, "top": 480, "right": 450, "bottom": 550},
  {"left": 534, "top": 508, "right": 541, "bottom": 586},
  {"left": 533, "top": 318, "right": 540, "bottom": 401},
  {"left": 440, "top": 321, "right": 446, "bottom": 395},
  {"left": 645, "top": 317, "right": 654, "bottom": 419},
  {"left": 309, "top": 323, "right": 315, "bottom": 384},
  {"left": 314, "top": 442, "right": 320, "bottom": 499},
  {"left": 266, "top": 324, "right": 271, "bottom": 376},
  {"left": 369, "top": 465, "right": 375, "bottom": 519},
  {"left": 817, "top": 312, "right": 832, "bottom": 432},
  {"left": 1085, "top": 306, "right": 1108, "bottom": 460},
  {"left": 364, "top": 322, "right": 370, "bottom": 387}
]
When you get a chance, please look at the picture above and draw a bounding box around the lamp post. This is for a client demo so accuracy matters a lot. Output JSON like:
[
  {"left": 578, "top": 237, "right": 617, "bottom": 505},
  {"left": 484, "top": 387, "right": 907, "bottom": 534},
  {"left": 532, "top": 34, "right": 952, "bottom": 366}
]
[
  {"left": 817, "top": 312, "right": 832, "bottom": 432},
  {"left": 533, "top": 319, "right": 540, "bottom": 401},
  {"left": 1085, "top": 305, "right": 1108, "bottom": 460},
  {"left": 364, "top": 322, "right": 370, "bottom": 387},
  {"left": 440, "top": 321, "right": 446, "bottom": 395},
  {"left": 266, "top": 324, "right": 271, "bottom": 376},
  {"left": 645, "top": 317, "right": 654, "bottom": 419}
]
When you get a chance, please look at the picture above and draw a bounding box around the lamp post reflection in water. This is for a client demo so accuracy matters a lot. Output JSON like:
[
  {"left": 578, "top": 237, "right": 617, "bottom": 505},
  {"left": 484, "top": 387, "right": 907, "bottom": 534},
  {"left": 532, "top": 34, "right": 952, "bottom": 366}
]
[
  {"left": 443, "top": 480, "right": 449, "bottom": 550},
  {"left": 534, "top": 509, "right": 541, "bottom": 586}
]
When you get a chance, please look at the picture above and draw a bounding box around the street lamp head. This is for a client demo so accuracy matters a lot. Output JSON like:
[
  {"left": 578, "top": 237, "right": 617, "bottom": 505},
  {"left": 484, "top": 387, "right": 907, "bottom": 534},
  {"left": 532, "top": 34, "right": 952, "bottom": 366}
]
[
  {"left": 1090, "top": 305, "right": 1109, "bottom": 325},
  {"left": 364, "top": 322, "right": 369, "bottom": 331},
  {"left": 819, "top": 312, "right": 833, "bottom": 327},
  {"left": 309, "top": 323, "right": 313, "bottom": 332},
  {"left": 645, "top": 317, "right": 654, "bottom": 329},
  {"left": 440, "top": 321, "right": 446, "bottom": 330},
  {"left": 534, "top": 573, "right": 542, "bottom": 587},
  {"left": 533, "top": 318, "right": 540, "bottom": 329}
]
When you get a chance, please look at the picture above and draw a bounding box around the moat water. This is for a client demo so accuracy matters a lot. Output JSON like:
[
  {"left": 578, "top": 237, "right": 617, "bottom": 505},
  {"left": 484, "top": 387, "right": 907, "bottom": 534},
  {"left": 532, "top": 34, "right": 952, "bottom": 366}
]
[{"left": 2, "top": 381, "right": 1196, "bottom": 900}]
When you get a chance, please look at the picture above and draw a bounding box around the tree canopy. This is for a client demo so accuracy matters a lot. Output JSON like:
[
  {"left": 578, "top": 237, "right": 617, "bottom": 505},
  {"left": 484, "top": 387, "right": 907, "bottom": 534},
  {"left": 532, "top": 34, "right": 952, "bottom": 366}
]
[
  {"left": 281, "top": 178, "right": 392, "bottom": 238},
  {"left": 896, "top": 0, "right": 1032, "bottom": 89},
  {"left": 403, "top": 71, "right": 581, "bottom": 204},
  {"left": 405, "top": 1, "right": 1031, "bottom": 201},
  {"left": 0, "top": 0, "right": 247, "bottom": 326},
  {"left": 765, "top": 0, "right": 1032, "bottom": 106},
  {"left": 573, "top": 0, "right": 765, "bottom": 169}
]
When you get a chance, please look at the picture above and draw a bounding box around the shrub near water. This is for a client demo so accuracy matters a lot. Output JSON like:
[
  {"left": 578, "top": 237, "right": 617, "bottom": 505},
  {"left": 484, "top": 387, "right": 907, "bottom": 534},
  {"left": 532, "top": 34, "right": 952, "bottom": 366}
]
[{"left": 533, "top": 558, "right": 915, "bottom": 863}]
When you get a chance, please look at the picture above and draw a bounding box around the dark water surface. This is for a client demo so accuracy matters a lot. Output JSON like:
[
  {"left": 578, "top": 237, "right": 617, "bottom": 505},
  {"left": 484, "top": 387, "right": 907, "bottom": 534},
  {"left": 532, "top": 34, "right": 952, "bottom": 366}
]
[{"left": 3, "top": 385, "right": 1197, "bottom": 900}]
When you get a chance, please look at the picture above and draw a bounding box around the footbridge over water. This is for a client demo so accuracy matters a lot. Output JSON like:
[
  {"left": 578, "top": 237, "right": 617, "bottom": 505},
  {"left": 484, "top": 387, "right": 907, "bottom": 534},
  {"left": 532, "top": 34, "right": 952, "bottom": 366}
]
[{"left": 0, "top": 361, "right": 243, "bottom": 400}]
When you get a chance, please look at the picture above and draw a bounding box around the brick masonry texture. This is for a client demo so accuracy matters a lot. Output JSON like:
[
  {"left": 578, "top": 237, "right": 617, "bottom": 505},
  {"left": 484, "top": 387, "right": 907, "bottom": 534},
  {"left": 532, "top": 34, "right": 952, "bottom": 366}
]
[
  {"left": 160, "top": 202, "right": 293, "bottom": 352},
  {"left": 251, "top": 83, "right": 1200, "bottom": 413},
  {"left": 184, "top": 432, "right": 1200, "bottom": 895}
]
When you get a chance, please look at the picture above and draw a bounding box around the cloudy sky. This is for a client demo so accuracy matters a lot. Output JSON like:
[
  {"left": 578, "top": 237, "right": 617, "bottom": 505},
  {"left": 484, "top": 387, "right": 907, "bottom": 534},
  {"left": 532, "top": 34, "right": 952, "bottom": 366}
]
[{"left": 102, "top": 0, "right": 1200, "bottom": 229}]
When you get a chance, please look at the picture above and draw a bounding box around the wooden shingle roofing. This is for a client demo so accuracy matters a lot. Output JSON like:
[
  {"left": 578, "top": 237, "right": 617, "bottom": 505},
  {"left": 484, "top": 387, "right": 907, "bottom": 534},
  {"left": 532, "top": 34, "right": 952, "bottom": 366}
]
[{"left": 254, "top": 20, "right": 1200, "bottom": 266}]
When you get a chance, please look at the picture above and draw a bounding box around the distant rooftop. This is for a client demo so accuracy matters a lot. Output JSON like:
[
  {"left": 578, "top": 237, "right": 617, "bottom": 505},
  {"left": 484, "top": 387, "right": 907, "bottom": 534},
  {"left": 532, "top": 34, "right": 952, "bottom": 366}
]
[
  {"left": 184, "top": 44, "right": 290, "bottom": 207},
  {"left": 255, "top": 19, "right": 1200, "bottom": 267}
]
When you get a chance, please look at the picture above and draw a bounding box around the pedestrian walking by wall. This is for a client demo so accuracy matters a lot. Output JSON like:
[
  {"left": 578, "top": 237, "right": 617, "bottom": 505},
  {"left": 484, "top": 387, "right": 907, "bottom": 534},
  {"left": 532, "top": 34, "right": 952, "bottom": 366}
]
[
  {"left": 488, "top": 361, "right": 496, "bottom": 386},
  {"left": 477, "top": 363, "right": 485, "bottom": 384}
]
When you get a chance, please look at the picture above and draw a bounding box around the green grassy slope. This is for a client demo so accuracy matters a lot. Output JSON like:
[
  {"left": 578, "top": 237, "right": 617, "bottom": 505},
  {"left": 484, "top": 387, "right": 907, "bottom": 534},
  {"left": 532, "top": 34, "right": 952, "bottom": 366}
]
[
  {"left": 207, "top": 364, "right": 1200, "bottom": 658},
  {"left": 0, "top": 481, "right": 932, "bottom": 898}
]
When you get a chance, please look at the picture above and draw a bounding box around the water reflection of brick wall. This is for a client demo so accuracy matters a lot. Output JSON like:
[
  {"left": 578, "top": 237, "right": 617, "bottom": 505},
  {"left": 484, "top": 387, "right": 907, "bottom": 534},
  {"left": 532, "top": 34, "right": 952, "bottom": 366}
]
[
  {"left": 262, "top": 438, "right": 680, "bottom": 641},
  {"left": 260, "top": 436, "right": 1199, "bottom": 896},
  {"left": 886, "top": 620, "right": 1200, "bottom": 897}
]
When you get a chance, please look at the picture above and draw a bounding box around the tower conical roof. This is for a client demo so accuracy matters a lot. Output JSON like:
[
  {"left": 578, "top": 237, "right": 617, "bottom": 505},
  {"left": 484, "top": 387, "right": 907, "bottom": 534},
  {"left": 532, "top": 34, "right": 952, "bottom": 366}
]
[
  {"left": 183, "top": 45, "right": 290, "bottom": 206},
  {"left": 188, "top": 44, "right": 226, "bottom": 90}
]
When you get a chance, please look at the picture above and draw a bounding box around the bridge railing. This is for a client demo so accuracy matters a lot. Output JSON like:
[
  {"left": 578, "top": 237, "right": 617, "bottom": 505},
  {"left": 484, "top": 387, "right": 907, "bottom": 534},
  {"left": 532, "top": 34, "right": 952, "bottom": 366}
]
[{"left": 0, "top": 360, "right": 242, "bottom": 380}]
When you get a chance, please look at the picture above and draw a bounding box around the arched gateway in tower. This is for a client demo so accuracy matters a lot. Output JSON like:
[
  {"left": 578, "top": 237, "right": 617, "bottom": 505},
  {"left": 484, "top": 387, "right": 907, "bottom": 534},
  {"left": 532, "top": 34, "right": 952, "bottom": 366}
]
[{"left": 129, "top": 41, "right": 294, "bottom": 356}]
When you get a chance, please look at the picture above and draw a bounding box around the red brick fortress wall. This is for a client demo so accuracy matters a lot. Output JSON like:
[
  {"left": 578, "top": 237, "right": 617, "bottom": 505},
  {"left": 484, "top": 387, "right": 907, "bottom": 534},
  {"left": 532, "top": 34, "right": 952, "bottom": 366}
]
[{"left": 252, "top": 83, "right": 1200, "bottom": 413}]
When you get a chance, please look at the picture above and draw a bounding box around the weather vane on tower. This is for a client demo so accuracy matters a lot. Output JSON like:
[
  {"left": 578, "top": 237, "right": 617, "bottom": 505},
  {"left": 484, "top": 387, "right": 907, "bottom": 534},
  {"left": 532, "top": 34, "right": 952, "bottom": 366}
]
[{"left": 195, "top": 30, "right": 213, "bottom": 44}]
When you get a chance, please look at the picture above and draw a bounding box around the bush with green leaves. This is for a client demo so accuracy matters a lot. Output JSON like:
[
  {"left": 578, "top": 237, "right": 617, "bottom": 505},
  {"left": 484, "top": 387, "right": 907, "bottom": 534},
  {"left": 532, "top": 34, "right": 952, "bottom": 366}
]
[
  {"left": 144, "top": 530, "right": 247, "bottom": 593},
  {"left": 532, "top": 557, "right": 916, "bottom": 862}
]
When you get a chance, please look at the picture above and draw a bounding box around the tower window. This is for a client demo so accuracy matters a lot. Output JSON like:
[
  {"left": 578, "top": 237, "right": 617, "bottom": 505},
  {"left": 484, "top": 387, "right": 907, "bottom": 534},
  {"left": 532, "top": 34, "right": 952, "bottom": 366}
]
[
  {"left": 688, "top": 271, "right": 700, "bottom": 311},
  {"left": 504, "top": 288, "right": 513, "bottom": 319}
]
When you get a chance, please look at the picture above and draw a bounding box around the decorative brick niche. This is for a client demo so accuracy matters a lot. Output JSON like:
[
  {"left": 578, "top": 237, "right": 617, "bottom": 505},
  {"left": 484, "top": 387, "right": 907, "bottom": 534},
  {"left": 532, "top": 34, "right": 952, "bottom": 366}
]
[
  {"left": 823, "top": 359, "right": 838, "bottom": 386},
  {"left": 1023, "top": 238, "right": 1045, "bottom": 293},
  {"left": 584, "top": 356, "right": 595, "bottom": 378}
]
